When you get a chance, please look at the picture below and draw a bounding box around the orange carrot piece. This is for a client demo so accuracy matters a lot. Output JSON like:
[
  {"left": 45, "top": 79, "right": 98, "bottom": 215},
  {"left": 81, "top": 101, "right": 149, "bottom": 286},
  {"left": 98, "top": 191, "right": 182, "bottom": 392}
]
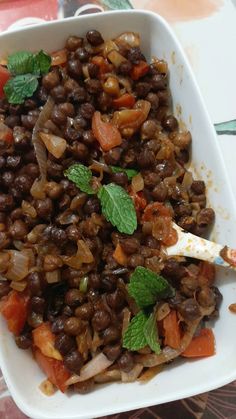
[
  {"left": 163, "top": 310, "right": 181, "bottom": 349},
  {"left": 113, "top": 243, "right": 128, "bottom": 266},
  {"left": 131, "top": 61, "right": 149, "bottom": 80},
  {"left": 182, "top": 328, "right": 215, "bottom": 358},
  {"left": 113, "top": 94, "right": 135, "bottom": 109}
]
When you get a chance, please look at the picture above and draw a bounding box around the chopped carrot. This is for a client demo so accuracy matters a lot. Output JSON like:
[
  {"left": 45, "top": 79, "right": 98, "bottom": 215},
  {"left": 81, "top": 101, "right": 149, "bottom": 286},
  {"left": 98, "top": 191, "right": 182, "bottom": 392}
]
[
  {"left": 142, "top": 202, "right": 172, "bottom": 222},
  {"left": 33, "top": 322, "right": 62, "bottom": 361},
  {"left": 182, "top": 328, "right": 215, "bottom": 358},
  {"left": 92, "top": 111, "right": 122, "bottom": 151},
  {"left": 113, "top": 243, "right": 128, "bottom": 266},
  {"left": 163, "top": 310, "right": 181, "bottom": 349},
  {"left": 113, "top": 94, "right": 136, "bottom": 109},
  {"left": 51, "top": 49, "right": 67, "bottom": 66},
  {"left": 131, "top": 61, "right": 149, "bottom": 80}
]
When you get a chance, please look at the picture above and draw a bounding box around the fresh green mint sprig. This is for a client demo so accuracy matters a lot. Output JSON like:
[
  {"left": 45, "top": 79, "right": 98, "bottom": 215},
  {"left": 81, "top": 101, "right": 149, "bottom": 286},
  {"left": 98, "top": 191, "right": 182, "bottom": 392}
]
[{"left": 4, "top": 50, "right": 51, "bottom": 104}]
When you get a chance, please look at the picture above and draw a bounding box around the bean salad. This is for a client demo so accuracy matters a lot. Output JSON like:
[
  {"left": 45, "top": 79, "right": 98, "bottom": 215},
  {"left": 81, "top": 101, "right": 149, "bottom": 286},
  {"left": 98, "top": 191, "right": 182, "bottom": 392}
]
[{"left": 0, "top": 29, "right": 221, "bottom": 395}]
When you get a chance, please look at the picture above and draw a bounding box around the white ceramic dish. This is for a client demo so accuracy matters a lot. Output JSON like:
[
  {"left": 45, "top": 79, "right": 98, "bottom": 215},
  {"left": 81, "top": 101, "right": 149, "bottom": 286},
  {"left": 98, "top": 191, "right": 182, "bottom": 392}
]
[{"left": 0, "top": 9, "right": 236, "bottom": 419}]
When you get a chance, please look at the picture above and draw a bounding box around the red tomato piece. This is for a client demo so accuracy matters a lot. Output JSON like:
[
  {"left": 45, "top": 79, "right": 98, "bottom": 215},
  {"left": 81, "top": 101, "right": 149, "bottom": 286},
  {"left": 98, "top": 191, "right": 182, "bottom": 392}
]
[
  {"left": 1, "top": 291, "right": 29, "bottom": 335},
  {"left": 35, "top": 349, "right": 70, "bottom": 393},
  {"left": 0, "top": 65, "right": 10, "bottom": 98},
  {"left": 92, "top": 111, "right": 122, "bottom": 151},
  {"left": 0, "top": 123, "right": 13, "bottom": 144}
]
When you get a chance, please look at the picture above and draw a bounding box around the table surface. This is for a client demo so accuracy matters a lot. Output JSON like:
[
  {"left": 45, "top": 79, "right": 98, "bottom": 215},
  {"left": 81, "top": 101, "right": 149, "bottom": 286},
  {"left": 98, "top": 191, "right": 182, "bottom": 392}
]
[{"left": 0, "top": 1, "right": 236, "bottom": 418}]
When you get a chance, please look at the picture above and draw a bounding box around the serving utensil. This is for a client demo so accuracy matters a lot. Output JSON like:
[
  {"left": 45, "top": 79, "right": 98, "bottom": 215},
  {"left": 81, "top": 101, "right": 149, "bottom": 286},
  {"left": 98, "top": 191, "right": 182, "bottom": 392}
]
[{"left": 167, "top": 222, "right": 236, "bottom": 270}]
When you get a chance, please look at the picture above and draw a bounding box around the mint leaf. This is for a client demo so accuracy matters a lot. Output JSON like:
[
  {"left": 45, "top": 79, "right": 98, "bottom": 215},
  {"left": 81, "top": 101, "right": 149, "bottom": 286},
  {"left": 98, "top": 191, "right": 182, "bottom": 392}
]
[
  {"left": 128, "top": 266, "right": 174, "bottom": 308},
  {"left": 7, "top": 51, "right": 35, "bottom": 75},
  {"left": 4, "top": 74, "right": 38, "bottom": 104},
  {"left": 123, "top": 311, "right": 148, "bottom": 351},
  {"left": 144, "top": 312, "right": 161, "bottom": 354},
  {"left": 110, "top": 166, "right": 138, "bottom": 181},
  {"left": 98, "top": 183, "right": 137, "bottom": 234},
  {"left": 64, "top": 164, "right": 95, "bottom": 195},
  {"left": 34, "top": 50, "right": 51, "bottom": 75}
]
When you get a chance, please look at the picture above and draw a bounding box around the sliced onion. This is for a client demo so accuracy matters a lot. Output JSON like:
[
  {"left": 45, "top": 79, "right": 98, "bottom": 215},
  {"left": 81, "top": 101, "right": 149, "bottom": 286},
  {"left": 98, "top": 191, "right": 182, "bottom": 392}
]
[
  {"left": 76, "top": 326, "right": 92, "bottom": 362},
  {"left": 138, "top": 365, "right": 163, "bottom": 382},
  {"left": 44, "top": 119, "right": 62, "bottom": 136},
  {"left": 131, "top": 173, "right": 144, "bottom": 193},
  {"left": 89, "top": 159, "right": 110, "bottom": 174},
  {"left": 107, "top": 50, "right": 127, "bottom": 68},
  {"left": 182, "top": 171, "right": 193, "bottom": 190},
  {"left": 30, "top": 178, "right": 46, "bottom": 199},
  {"left": 5, "top": 250, "right": 29, "bottom": 281},
  {"left": 66, "top": 353, "right": 113, "bottom": 385},
  {"left": 39, "top": 132, "right": 67, "bottom": 159},
  {"left": 22, "top": 248, "right": 35, "bottom": 268},
  {"left": 62, "top": 239, "right": 94, "bottom": 269},
  {"left": 91, "top": 331, "right": 103, "bottom": 353},
  {"left": 95, "top": 369, "right": 121, "bottom": 383},
  {"left": 115, "top": 32, "right": 140, "bottom": 48},
  {"left": 10, "top": 280, "right": 27, "bottom": 292},
  {"left": 45, "top": 270, "right": 61, "bottom": 284},
  {"left": 122, "top": 307, "right": 131, "bottom": 336},
  {"left": 117, "top": 76, "right": 132, "bottom": 93},
  {"left": 32, "top": 96, "right": 54, "bottom": 181},
  {"left": 22, "top": 200, "right": 37, "bottom": 219},
  {"left": 121, "top": 364, "right": 143, "bottom": 383}
]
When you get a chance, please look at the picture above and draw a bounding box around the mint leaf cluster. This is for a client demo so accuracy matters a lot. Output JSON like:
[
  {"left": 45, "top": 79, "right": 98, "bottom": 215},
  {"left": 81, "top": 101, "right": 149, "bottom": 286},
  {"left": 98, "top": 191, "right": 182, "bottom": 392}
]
[
  {"left": 123, "top": 266, "right": 174, "bottom": 353},
  {"left": 110, "top": 165, "right": 138, "bottom": 181},
  {"left": 64, "top": 163, "right": 137, "bottom": 235},
  {"left": 4, "top": 50, "right": 51, "bottom": 104}
]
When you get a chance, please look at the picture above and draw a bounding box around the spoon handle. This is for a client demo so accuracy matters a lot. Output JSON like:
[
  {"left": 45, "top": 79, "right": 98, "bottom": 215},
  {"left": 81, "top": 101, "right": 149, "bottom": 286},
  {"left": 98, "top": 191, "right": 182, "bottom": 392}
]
[{"left": 167, "top": 223, "right": 236, "bottom": 270}]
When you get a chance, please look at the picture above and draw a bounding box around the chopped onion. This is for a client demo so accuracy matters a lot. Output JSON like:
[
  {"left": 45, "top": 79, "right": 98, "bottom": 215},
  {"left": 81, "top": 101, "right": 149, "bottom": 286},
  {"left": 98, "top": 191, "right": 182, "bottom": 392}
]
[
  {"left": 22, "top": 248, "right": 35, "bottom": 268},
  {"left": 115, "top": 32, "right": 140, "bottom": 48},
  {"left": 27, "top": 224, "right": 47, "bottom": 244},
  {"left": 91, "top": 331, "right": 103, "bottom": 353},
  {"left": 89, "top": 159, "right": 110, "bottom": 174},
  {"left": 95, "top": 369, "right": 121, "bottom": 383},
  {"left": 76, "top": 327, "right": 92, "bottom": 362},
  {"left": 62, "top": 240, "right": 94, "bottom": 269},
  {"left": 138, "top": 365, "right": 163, "bottom": 382},
  {"left": 182, "top": 171, "right": 193, "bottom": 190},
  {"left": 46, "top": 270, "right": 61, "bottom": 284},
  {"left": 22, "top": 200, "right": 37, "bottom": 219},
  {"left": 57, "top": 209, "right": 79, "bottom": 225},
  {"left": 103, "top": 40, "right": 119, "bottom": 57},
  {"left": 39, "top": 132, "right": 67, "bottom": 159},
  {"left": 121, "top": 364, "right": 143, "bottom": 383},
  {"left": 32, "top": 96, "right": 54, "bottom": 181},
  {"left": 10, "top": 280, "right": 27, "bottom": 292},
  {"left": 5, "top": 250, "right": 29, "bottom": 281},
  {"left": 112, "top": 100, "right": 150, "bottom": 133},
  {"left": 66, "top": 353, "right": 113, "bottom": 385},
  {"left": 117, "top": 76, "right": 132, "bottom": 93},
  {"left": 107, "top": 50, "right": 127, "bottom": 68},
  {"left": 131, "top": 173, "right": 144, "bottom": 193},
  {"left": 122, "top": 307, "right": 131, "bottom": 336},
  {"left": 70, "top": 193, "right": 87, "bottom": 211},
  {"left": 39, "top": 379, "right": 56, "bottom": 396},
  {"left": 13, "top": 240, "right": 24, "bottom": 250},
  {"left": 51, "top": 49, "right": 67, "bottom": 66}
]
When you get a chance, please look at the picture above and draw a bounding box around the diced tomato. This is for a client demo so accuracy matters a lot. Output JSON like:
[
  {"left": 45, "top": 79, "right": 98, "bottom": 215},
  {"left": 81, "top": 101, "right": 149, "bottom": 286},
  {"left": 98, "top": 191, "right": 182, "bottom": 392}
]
[
  {"left": 0, "top": 65, "right": 10, "bottom": 98},
  {"left": 198, "top": 261, "right": 215, "bottom": 286},
  {"left": 51, "top": 49, "right": 67, "bottom": 66},
  {"left": 91, "top": 56, "right": 112, "bottom": 77},
  {"left": 131, "top": 61, "right": 149, "bottom": 80},
  {"left": 32, "top": 322, "right": 62, "bottom": 361},
  {"left": 113, "top": 243, "right": 128, "bottom": 266},
  {"left": 0, "top": 123, "right": 13, "bottom": 144},
  {"left": 182, "top": 328, "right": 215, "bottom": 358},
  {"left": 92, "top": 111, "right": 122, "bottom": 152},
  {"left": 1, "top": 291, "right": 29, "bottom": 335},
  {"left": 113, "top": 94, "right": 135, "bottom": 109},
  {"left": 35, "top": 349, "right": 70, "bottom": 393},
  {"left": 163, "top": 310, "right": 181, "bottom": 349},
  {"left": 142, "top": 202, "right": 172, "bottom": 222}
]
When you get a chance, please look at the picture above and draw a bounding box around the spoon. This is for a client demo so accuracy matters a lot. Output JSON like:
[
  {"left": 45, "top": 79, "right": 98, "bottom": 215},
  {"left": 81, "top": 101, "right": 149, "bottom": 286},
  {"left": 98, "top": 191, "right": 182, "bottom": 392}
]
[{"left": 167, "top": 222, "right": 236, "bottom": 270}]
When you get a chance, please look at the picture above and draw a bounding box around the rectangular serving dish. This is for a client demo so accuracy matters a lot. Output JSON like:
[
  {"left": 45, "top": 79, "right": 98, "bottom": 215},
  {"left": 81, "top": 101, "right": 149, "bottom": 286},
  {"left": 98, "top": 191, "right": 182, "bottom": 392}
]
[{"left": 0, "top": 9, "right": 236, "bottom": 419}]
